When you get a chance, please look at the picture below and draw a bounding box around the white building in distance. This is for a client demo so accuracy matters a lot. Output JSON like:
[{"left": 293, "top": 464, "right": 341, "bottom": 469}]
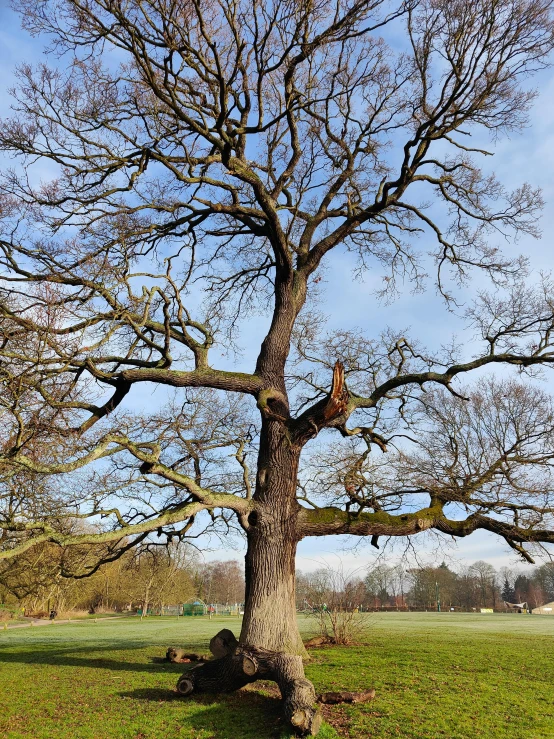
[{"left": 532, "top": 602, "right": 554, "bottom": 615}]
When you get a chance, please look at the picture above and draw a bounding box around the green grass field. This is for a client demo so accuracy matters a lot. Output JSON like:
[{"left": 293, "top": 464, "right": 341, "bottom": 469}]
[{"left": 0, "top": 613, "right": 552, "bottom": 739}]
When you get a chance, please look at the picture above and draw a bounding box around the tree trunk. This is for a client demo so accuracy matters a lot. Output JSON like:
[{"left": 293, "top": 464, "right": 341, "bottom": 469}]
[
  {"left": 240, "top": 525, "right": 306, "bottom": 657},
  {"left": 240, "top": 422, "right": 306, "bottom": 657}
]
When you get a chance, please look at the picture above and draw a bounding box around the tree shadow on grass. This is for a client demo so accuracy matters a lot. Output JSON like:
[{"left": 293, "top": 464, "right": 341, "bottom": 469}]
[
  {"left": 0, "top": 644, "right": 186, "bottom": 674},
  {"left": 0, "top": 644, "right": 314, "bottom": 738},
  {"left": 119, "top": 686, "right": 286, "bottom": 739},
  {"left": 0, "top": 646, "right": 320, "bottom": 736}
]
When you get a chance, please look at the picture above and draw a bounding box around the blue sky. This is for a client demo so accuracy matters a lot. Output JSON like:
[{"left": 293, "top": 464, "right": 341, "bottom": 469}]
[{"left": 1, "top": 2, "right": 554, "bottom": 575}]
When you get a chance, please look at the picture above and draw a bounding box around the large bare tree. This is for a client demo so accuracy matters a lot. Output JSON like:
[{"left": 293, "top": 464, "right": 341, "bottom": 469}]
[{"left": 1, "top": 0, "right": 554, "bottom": 732}]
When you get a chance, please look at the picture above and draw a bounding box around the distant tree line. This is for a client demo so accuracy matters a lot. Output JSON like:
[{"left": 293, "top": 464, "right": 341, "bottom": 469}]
[
  {"left": 297, "top": 561, "right": 554, "bottom": 612},
  {"left": 0, "top": 541, "right": 245, "bottom": 616},
  {"left": 3, "top": 541, "right": 552, "bottom": 617}
]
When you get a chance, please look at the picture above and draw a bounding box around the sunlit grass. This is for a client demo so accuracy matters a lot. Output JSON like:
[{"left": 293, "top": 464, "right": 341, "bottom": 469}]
[{"left": 0, "top": 613, "right": 552, "bottom": 738}]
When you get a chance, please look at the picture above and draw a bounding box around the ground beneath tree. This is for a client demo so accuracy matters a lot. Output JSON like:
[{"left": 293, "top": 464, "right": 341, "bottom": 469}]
[
  {"left": 168, "top": 628, "right": 376, "bottom": 735},
  {"left": 0, "top": 614, "right": 552, "bottom": 739}
]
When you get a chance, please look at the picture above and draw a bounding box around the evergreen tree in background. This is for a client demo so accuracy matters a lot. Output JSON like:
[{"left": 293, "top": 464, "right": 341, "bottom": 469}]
[{"left": 501, "top": 576, "right": 516, "bottom": 603}]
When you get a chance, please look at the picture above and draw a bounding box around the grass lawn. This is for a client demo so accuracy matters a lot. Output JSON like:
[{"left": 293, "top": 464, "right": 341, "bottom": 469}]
[{"left": 0, "top": 612, "right": 552, "bottom": 739}]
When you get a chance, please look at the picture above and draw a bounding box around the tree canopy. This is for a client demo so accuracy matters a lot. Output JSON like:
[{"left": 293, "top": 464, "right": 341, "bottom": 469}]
[{"left": 0, "top": 0, "right": 553, "bottom": 582}]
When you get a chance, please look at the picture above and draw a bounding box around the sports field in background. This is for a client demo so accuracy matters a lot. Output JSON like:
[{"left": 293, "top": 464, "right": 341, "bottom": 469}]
[{"left": 0, "top": 612, "right": 552, "bottom": 739}]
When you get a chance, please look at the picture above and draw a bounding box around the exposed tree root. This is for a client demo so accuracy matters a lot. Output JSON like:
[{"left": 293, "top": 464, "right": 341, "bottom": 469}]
[{"left": 172, "top": 630, "right": 375, "bottom": 736}]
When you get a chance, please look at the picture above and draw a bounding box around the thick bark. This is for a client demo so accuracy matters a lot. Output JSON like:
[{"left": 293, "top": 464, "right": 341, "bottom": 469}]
[
  {"left": 240, "top": 420, "right": 306, "bottom": 656},
  {"left": 240, "top": 523, "right": 305, "bottom": 656},
  {"left": 240, "top": 362, "right": 352, "bottom": 655}
]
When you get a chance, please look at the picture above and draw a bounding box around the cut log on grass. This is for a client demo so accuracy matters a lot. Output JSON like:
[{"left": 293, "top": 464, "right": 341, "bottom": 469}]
[
  {"left": 175, "top": 629, "right": 322, "bottom": 736},
  {"left": 303, "top": 636, "right": 334, "bottom": 648},
  {"left": 317, "top": 688, "right": 376, "bottom": 704},
  {"left": 209, "top": 628, "right": 238, "bottom": 658},
  {"left": 166, "top": 647, "right": 207, "bottom": 663}
]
